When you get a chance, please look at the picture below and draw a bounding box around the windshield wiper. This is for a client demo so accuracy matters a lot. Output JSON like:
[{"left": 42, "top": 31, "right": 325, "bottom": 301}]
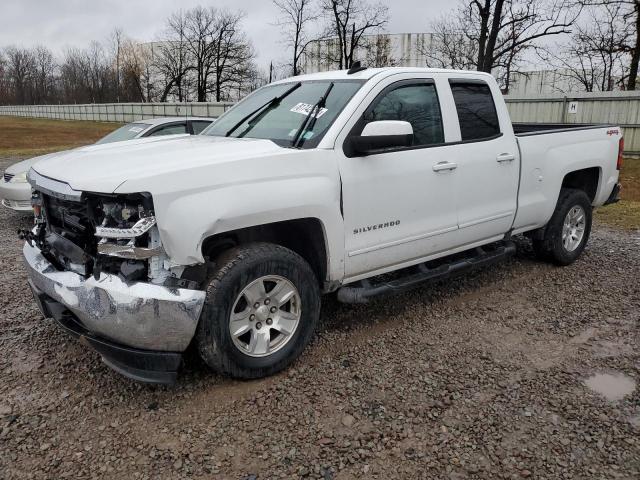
[
  {"left": 225, "top": 82, "right": 302, "bottom": 137},
  {"left": 291, "top": 82, "right": 334, "bottom": 148}
]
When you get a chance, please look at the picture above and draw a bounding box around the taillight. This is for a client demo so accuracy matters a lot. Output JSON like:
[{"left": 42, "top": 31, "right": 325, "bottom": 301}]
[{"left": 617, "top": 137, "right": 624, "bottom": 170}]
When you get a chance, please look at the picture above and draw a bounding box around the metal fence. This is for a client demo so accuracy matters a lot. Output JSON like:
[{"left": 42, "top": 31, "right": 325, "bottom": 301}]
[
  {"left": 0, "top": 102, "right": 234, "bottom": 123},
  {"left": 504, "top": 90, "right": 640, "bottom": 153},
  {"left": 2, "top": 91, "right": 640, "bottom": 152}
]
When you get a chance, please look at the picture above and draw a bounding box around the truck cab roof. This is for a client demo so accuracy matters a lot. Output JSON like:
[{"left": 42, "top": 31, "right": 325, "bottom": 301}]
[{"left": 271, "top": 67, "right": 495, "bottom": 84}]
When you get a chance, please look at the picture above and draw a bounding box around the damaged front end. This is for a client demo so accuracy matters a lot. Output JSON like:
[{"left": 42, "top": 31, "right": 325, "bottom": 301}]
[
  {"left": 20, "top": 170, "right": 206, "bottom": 384},
  {"left": 23, "top": 180, "right": 174, "bottom": 285}
]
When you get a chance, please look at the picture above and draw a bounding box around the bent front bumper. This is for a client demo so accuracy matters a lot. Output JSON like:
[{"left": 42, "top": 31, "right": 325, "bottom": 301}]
[{"left": 23, "top": 242, "right": 206, "bottom": 382}]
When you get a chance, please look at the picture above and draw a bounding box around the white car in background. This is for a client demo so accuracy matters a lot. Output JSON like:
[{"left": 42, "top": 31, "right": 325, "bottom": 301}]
[{"left": 0, "top": 116, "right": 216, "bottom": 212}]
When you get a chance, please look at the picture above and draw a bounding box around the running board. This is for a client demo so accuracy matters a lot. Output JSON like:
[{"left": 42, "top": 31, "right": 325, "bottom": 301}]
[{"left": 336, "top": 241, "right": 517, "bottom": 304}]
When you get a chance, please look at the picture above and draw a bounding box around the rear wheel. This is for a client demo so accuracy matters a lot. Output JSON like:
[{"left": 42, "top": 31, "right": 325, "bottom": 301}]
[
  {"left": 532, "top": 188, "right": 592, "bottom": 266},
  {"left": 196, "top": 243, "right": 320, "bottom": 379}
]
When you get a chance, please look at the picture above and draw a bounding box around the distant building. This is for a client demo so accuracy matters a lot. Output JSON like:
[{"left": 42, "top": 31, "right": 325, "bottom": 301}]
[
  {"left": 301, "top": 33, "right": 624, "bottom": 96},
  {"left": 301, "top": 33, "right": 438, "bottom": 73},
  {"left": 507, "top": 70, "right": 587, "bottom": 96},
  {"left": 507, "top": 70, "right": 624, "bottom": 96}
]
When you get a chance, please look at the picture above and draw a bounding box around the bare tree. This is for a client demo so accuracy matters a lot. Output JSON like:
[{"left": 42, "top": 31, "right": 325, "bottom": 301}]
[
  {"left": 577, "top": 1, "right": 640, "bottom": 90},
  {"left": 422, "top": 19, "right": 478, "bottom": 70},
  {"left": 109, "top": 28, "right": 124, "bottom": 102},
  {"left": 626, "top": 0, "right": 640, "bottom": 89},
  {"left": 319, "top": 0, "right": 388, "bottom": 69},
  {"left": 86, "top": 41, "right": 112, "bottom": 102},
  {"left": 181, "top": 6, "right": 219, "bottom": 102},
  {"left": 4, "top": 46, "right": 35, "bottom": 104},
  {"left": 32, "top": 46, "right": 57, "bottom": 104},
  {"left": 59, "top": 43, "right": 114, "bottom": 103},
  {"left": 167, "top": 6, "right": 256, "bottom": 102},
  {"left": 0, "top": 52, "right": 9, "bottom": 104},
  {"left": 427, "top": 0, "right": 580, "bottom": 90},
  {"left": 273, "top": 0, "right": 316, "bottom": 76},
  {"left": 154, "top": 11, "right": 191, "bottom": 101},
  {"left": 538, "top": 2, "right": 631, "bottom": 92},
  {"left": 59, "top": 47, "right": 87, "bottom": 103},
  {"left": 211, "top": 10, "right": 255, "bottom": 101}
]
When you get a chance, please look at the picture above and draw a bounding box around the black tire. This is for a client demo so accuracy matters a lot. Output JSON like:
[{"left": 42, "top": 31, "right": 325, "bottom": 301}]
[
  {"left": 196, "top": 242, "right": 320, "bottom": 379},
  {"left": 532, "top": 188, "right": 592, "bottom": 266}
]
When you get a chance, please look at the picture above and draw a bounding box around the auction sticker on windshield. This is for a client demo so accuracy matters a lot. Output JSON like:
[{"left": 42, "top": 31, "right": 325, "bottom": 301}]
[
  {"left": 290, "top": 103, "right": 328, "bottom": 118},
  {"left": 129, "top": 126, "right": 144, "bottom": 133}
]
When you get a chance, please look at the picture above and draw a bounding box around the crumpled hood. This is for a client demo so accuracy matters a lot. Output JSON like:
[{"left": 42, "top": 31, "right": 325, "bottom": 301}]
[{"left": 31, "top": 135, "right": 284, "bottom": 193}]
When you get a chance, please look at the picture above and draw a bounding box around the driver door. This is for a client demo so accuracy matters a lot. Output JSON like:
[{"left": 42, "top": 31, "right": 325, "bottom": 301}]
[{"left": 337, "top": 76, "right": 460, "bottom": 280}]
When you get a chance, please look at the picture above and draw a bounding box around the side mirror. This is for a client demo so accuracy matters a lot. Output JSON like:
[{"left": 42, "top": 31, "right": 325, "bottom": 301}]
[{"left": 349, "top": 120, "right": 413, "bottom": 156}]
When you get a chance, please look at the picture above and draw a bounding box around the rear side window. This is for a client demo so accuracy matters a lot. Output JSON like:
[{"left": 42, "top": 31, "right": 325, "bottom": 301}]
[
  {"left": 147, "top": 123, "right": 187, "bottom": 137},
  {"left": 450, "top": 82, "right": 500, "bottom": 141},
  {"left": 191, "top": 120, "right": 212, "bottom": 134},
  {"left": 366, "top": 83, "right": 444, "bottom": 147}
]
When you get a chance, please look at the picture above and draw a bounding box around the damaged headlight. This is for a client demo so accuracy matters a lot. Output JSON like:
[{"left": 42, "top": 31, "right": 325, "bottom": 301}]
[
  {"left": 93, "top": 194, "right": 153, "bottom": 231},
  {"left": 92, "top": 193, "right": 163, "bottom": 260},
  {"left": 96, "top": 216, "right": 157, "bottom": 239},
  {"left": 88, "top": 192, "right": 169, "bottom": 283}
]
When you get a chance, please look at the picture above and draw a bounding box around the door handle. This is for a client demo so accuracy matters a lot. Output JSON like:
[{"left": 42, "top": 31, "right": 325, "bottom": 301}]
[
  {"left": 497, "top": 153, "right": 516, "bottom": 163},
  {"left": 432, "top": 161, "right": 458, "bottom": 172}
]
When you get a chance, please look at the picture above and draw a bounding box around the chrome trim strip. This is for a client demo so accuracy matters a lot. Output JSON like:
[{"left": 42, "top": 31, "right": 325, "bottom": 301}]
[
  {"left": 95, "top": 216, "right": 157, "bottom": 239},
  {"left": 458, "top": 211, "right": 514, "bottom": 229},
  {"left": 23, "top": 241, "right": 205, "bottom": 352},
  {"left": 97, "top": 243, "right": 165, "bottom": 259},
  {"left": 348, "top": 225, "right": 458, "bottom": 257},
  {"left": 27, "top": 169, "right": 82, "bottom": 201}
]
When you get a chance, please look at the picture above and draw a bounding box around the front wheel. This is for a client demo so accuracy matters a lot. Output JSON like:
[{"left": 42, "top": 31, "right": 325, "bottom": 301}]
[
  {"left": 196, "top": 243, "right": 320, "bottom": 379},
  {"left": 532, "top": 188, "right": 592, "bottom": 266}
]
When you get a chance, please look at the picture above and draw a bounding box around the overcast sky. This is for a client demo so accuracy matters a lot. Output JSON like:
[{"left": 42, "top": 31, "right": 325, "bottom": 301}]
[{"left": 0, "top": 0, "right": 449, "bottom": 70}]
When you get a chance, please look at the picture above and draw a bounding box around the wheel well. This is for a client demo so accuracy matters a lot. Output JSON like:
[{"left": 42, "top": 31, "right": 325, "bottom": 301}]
[
  {"left": 201, "top": 218, "right": 328, "bottom": 286},
  {"left": 561, "top": 167, "right": 600, "bottom": 202}
]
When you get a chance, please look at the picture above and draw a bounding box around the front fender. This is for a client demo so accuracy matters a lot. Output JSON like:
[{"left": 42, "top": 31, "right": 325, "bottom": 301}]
[{"left": 155, "top": 175, "right": 345, "bottom": 282}]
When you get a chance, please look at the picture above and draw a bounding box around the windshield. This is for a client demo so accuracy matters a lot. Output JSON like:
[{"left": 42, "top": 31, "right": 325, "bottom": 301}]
[
  {"left": 95, "top": 122, "right": 149, "bottom": 144},
  {"left": 203, "top": 80, "right": 364, "bottom": 148}
]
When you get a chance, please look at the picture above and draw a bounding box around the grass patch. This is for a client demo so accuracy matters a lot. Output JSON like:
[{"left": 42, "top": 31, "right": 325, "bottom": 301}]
[
  {"left": 0, "top": 116, "right": 121, "bottom": 157},
  {"left": 595, "top": 157, "right": 640, "bottom": 230}
]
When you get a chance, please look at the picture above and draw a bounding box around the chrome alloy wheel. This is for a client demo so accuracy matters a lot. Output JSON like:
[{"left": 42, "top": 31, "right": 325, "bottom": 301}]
[
  {"left": 562, "top": 205, "right": 586, "bottom": 252},
  {"left": 229, "top": 275, "right": 302, "bottom": 357}
]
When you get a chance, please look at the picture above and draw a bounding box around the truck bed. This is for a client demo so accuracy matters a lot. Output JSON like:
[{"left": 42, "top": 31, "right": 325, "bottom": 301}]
[
  {"left": 513, "top": 123, "right": 617, "bottom": 136},
  {"left": 512, "top": 123, "right": 621, "bottom": 235}
]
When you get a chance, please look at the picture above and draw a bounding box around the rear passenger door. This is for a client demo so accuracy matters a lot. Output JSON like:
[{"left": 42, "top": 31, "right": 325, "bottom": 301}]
[{"left": 447, "top": 79, "right": 519, "bottom": 244}]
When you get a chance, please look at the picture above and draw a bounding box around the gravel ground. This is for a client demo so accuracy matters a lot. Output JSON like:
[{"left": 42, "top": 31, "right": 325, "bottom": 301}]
[{"left": 0, "top": 156, "right": 639, "bottom": 479}]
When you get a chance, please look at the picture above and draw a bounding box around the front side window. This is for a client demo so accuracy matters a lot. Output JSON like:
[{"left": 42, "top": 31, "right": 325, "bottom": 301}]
[
  {"left": 95, "top": 122, "right": 149, "bottom": 144},
  {"left": 204, "top": 80, "right": 364, "bottom": 148},
  {"left": 366, "top": 82, "right": 444, "bottom": 147},
  {"left": 450, "top": 82, "right": 500, "bottom": 141}
]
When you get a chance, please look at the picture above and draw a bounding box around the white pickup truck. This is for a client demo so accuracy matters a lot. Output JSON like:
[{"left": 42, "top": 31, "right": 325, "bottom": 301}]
[{"left": 23, "top": 67, "right": 623, "bottom": 384}]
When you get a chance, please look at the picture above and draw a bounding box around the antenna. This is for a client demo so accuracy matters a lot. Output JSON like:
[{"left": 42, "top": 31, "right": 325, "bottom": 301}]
[{"left": 347, "top": 61, "right": 367, "bottom": 75}]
